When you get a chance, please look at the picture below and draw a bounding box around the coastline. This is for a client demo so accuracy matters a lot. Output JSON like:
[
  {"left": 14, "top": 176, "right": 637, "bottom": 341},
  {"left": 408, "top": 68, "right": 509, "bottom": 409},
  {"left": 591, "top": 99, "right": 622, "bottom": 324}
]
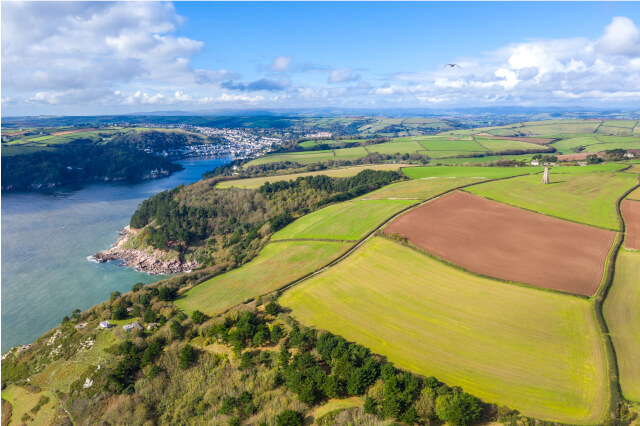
[{"left": 92, "top": 226, "right": 199, "bottom": 275}]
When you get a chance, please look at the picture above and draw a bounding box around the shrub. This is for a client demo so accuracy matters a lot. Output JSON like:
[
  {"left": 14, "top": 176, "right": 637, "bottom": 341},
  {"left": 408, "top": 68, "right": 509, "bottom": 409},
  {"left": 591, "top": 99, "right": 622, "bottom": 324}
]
[
  {"left": 276, "top": 409, "right": 303, "bottom": 426},
  {"left": 191, "top": 310, "right": 205, "bottom": 324},
  {"left": 435, "top": 392, "right": 483, "bottom": 426},
  {"left": 179, "top": 344, "right": 196, "bottom": 370},
  {"left": 265, "top": 302, "right": 279, "bottom": 316}
]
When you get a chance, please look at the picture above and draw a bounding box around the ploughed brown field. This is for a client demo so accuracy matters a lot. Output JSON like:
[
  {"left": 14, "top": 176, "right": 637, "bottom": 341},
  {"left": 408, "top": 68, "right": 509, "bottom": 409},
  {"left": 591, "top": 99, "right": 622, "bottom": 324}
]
[
  {"left": 477, "top": 133, "right": 555, "bottom": 144},
  {"left": 492, "top": 136, "right": 555, "bottom": 144},
  {"left": 384, "top": 191, "right": 616, "bottom": 296},
  {"left": 622, "top": 199, "right": 640, "bottom": 250},
  {"left": 556, "top": 152, "right": 595, "bottom": 161}
]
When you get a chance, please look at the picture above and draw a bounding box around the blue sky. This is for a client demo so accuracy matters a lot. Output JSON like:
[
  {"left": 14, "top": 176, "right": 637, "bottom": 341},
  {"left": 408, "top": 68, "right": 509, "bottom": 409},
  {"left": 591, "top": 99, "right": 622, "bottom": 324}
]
[{"left": 3, "top": 2, "right": 640, "bottom": 115}]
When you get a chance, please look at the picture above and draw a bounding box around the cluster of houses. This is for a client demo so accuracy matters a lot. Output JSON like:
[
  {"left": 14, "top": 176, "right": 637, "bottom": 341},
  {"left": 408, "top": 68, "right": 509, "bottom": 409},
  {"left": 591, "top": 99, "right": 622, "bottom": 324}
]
[{"left": 99, "top": 320, "right": 158, "bottom": 332}]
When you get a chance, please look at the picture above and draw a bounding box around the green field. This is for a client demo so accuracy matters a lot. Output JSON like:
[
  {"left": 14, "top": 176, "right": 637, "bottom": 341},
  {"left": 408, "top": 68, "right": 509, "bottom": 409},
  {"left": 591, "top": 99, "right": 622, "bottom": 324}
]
[
  {"left": 550, "top": 163, "right": 628, "bottom": 174},
  {"left": 418, "top": 139, "right": 486, "bottom": 151},
  {"left": 332, "top": 146, "right": 369, "bottom": 160},
  {"left": 402, "top": 165, "right": 543, "bottom": 179},
  {"left": 216, "top": 164, "right": 410, "bottom": 189},
  {"left": 550, "top": 137, "right": 600, "bottom": 155},
  {"left": 175, "top": 241, "right": 350, "bottom": 315},
  {"left": 604, "top": 249, "right": 640, "bottom": 402},
  {"left": 584, "top": 142, "right": 640, "bottom": 152},
  {"left": 433, "top": 155, "right": 503, "bottom": 165},
  {"left": 271, "top": 199, "right": 417, "bottom": 241},
  {"left": 366, "top": 141, "right": 423, "bottom": 154},
  {"left": 247, "top": 150, "right": 337, "bottom": 166},
  {"left": 280, "top": 237, "right": 607, "bottom": 423},
  {"left": 363, "top": 177, "right": 486, "bottom": 200},
  {"left": 466, "top": 172, "right": 637, "bottom": 230},
  {"left": 475, "top": 138, "right": 547, "bottom": 151},
  {"left": 2, "top": 386, "right": 60, "bottom": 425}
]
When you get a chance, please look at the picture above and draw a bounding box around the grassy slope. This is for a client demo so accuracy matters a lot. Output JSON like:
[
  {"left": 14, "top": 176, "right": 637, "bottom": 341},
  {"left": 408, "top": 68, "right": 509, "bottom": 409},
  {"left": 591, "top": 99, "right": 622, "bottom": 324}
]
[
  {"left": 1, "top": 386, "right": 60, "bottom": 425},
  {"left": 402, "top": 165, "right": 542, "bottom": 179},
  {"left": 175, "top": 241, "right": 350, "bottom": 315},
  {"left": 551, "top": 137, "right": 600, "bottom": 155},
  {"left": 216, "top": 164, "right": 411, "bottom": 189},
  {"left": 604, "top": 249, "right": 640, "bottom": 402},
  {"left": 366, "top": 141, "right": 423, "bottom": 154},
  {"left": 475, "top": 138, "right": 546, "bottom": 151},
  {"left": 551, "top": 163, "right": 628, "bottom": 174},
  {"left": 418, "top": 139, "right": 486, "bottom": 151},
  {"left": 362, "top": 177, "right": 487, "bottom": 200},
  {"left": 280, "top": 237, "right": 607, "bottom": 424},
  {"left": 271, "top": 199, "right": 417, "bottom": 241},
  {"left": 465, "top": 172, "right": 638, "bottom": 230},
  {"left": 433, "top": 155, "right": 503, "bottom": 165}
]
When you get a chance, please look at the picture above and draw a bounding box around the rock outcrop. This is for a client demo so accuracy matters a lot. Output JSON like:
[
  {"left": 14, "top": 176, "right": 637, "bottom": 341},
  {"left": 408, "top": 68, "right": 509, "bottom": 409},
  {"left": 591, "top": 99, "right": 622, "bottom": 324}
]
[{"left": 92, "top": 226, "right": 198, "bottom": 275}]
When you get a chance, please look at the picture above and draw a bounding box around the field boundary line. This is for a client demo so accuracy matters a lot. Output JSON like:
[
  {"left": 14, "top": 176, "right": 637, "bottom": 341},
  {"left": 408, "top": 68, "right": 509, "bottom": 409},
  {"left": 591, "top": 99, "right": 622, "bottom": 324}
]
[
  {"left": 459, "top": 188, "right": 622, "bottom": 232},
  {"left": 200, "top": 170, "right": 547, "bottom": 319},
  {"left": 594, "top": 179, "right": 640, "bottom": 417},
  {"left": 377, "top": 233, "right": 591, "bottom": 299},
  {"left": 269, "top": 238, "right": 357, "bottom": 244},
  {"left": 270, "top": 171, "right": 543, "bottom": 298}
]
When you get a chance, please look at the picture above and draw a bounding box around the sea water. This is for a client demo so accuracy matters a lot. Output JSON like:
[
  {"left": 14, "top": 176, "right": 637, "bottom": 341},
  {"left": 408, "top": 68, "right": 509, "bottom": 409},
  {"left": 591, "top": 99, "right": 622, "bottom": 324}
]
[{"left": 1, "top": 156, "right": 232, "bottom": 351}]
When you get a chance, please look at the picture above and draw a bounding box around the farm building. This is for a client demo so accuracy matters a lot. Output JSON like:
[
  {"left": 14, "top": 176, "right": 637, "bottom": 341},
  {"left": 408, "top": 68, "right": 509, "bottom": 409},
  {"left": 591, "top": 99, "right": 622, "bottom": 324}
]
[
  {"left": 99, "top": 320, "right": 112, "bottom": 329},
  {"left": 123, "top": 322, "right": 143, "bottom": 332},
  {"left": 146, "top": 323, "right": 158, "bottom": 330}
]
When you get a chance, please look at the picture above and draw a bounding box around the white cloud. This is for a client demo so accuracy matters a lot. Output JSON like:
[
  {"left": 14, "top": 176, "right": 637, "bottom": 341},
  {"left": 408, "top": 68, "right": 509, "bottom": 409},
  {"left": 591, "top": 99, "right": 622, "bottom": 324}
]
[
  {"left": 269, "top": 56, "right": 292, "bottom": 72},
  {"left": 597, "top": 17, "right": 640, "bottom": 57},
  {"left": 384, "top": 16, "right": 640, "bottom": 106},
  {"left": 1, "top": 2, "right": 234, "bottom": 113},
  {"left": 328, "top": 69, "right": 360, "bottom": 84}
]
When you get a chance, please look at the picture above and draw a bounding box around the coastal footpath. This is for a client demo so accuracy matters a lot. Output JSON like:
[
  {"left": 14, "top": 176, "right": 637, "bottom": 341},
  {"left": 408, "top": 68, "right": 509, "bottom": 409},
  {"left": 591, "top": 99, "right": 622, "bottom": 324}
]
[{"left": 92, "top": 226, "right": 198, "bottom": 274}]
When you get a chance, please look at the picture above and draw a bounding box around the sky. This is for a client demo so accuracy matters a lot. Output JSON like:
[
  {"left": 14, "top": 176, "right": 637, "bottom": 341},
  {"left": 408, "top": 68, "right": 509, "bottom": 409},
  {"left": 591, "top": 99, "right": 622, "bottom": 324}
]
[{"left": 2, "top": 1, "right": 640, "bottom": 116}]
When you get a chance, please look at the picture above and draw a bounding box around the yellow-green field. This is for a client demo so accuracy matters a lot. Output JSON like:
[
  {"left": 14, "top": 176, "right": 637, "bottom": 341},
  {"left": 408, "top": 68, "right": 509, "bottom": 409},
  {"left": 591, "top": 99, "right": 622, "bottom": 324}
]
[
  {"left": 465, "top": 172, "right": 638, "bottom": 230},
  {"left": 362, "top": 177, "right": 486, "bottom": 200},
  {"left": 474, "top": 138, "right": 545, "bottom": 151},
  {"left": 402, "top": 165, "right": 542, "bottom": 179},
  {"left": 280, "top": 237, "right": 607, "bottom": 424},
  {"left": 366, "top": 141, "right": 423, "bottom": 155},
  {"left": 604, "top": 249, "right": 640, "bottom": 402},
  {"left": 271, "top": 199, "right": 417, "bottom": 241},
  {"left": 1, "top": 386, "right": 61, "bottom": 425},
  {"left": 629, "top": 187, "right": 640, "bottom": 201},
  {"left": 175, "top": 241, "right": 350, "bottom": 315},
  {"left": 216, "top": 164, "right": 411, "bottom": 189}
]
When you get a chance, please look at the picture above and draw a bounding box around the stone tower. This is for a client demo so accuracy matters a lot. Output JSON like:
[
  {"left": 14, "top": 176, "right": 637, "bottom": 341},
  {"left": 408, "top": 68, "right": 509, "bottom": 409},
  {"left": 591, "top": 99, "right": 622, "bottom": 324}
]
[{"left": 542, "top": 166, "right": 550, "bottom": 184}]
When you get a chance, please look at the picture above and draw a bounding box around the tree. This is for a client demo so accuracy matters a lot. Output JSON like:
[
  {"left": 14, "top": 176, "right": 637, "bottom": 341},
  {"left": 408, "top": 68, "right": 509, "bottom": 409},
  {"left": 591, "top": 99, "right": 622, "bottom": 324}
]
[
  {"left": 265, "top": 302, "right": 279, "bottom": 316},
  {"left": 278, "top": 345, "right": 290, "bottom": 368},
  {"left": 111, "top": 303, "right": 127, "bottom": 320},
  {"left": 110, "top": 291, "right": 121, "bottom": 302},
  {"left": 170, "top": 320, "right": 184, "bottom": 340},
  {"left": 435, "top": 392, "right": 483, "bottom": 426},
  {"left": 270, "top": 324, "right": 284, "bottom": 342},
  {"left": 276, "top": 409, "right": 302, "bottom": 426},
  {"left": 364, "top": 396, "right": 378, "bottom": 415},
  {"left": 179, "top": 344, "right": 196, "bottom": 369},
  {"left": 157, "top": 286, "right": 176, "bottom": 301},
  {"left": 240, "top": 352, "right": 254, "bottom": 370},
  {"left": 143, "top": 308, "right": 157, "bottom": 324},
  {"left": 132, "top": 282, "right": 144, "bottom": 292},
  {"left": 191, "top": 310, "right": 205, "bottom": 324}
]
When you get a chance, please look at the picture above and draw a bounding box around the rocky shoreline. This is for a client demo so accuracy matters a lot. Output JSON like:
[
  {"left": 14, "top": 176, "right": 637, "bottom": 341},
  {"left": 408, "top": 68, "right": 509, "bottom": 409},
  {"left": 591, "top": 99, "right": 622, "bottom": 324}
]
[{"left": 92, "top": 226, "right": 198, "bottom": 275}]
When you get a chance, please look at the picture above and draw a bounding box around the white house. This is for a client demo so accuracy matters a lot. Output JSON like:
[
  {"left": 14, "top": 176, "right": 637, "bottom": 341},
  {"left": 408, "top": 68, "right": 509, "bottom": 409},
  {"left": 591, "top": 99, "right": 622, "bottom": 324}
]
[
  {"left": 123, "top": 322, "right": 143, "bottom": 332},
  {"left": 99, "top": 320, "right": 112, "bottom": 329}
]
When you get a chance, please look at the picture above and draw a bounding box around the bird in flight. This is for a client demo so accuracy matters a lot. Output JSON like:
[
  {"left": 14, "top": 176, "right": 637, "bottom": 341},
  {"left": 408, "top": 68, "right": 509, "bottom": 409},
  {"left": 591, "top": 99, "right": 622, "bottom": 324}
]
[{"left": 444, "top": 63, "right": 462, "bottom": 69}]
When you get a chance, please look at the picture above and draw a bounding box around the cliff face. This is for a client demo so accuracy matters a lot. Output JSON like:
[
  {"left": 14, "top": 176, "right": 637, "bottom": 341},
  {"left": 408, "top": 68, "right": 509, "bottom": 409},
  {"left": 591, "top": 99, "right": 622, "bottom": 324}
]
[{"left": 92, "top": 226, "right": 198, "bottom": 274}]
